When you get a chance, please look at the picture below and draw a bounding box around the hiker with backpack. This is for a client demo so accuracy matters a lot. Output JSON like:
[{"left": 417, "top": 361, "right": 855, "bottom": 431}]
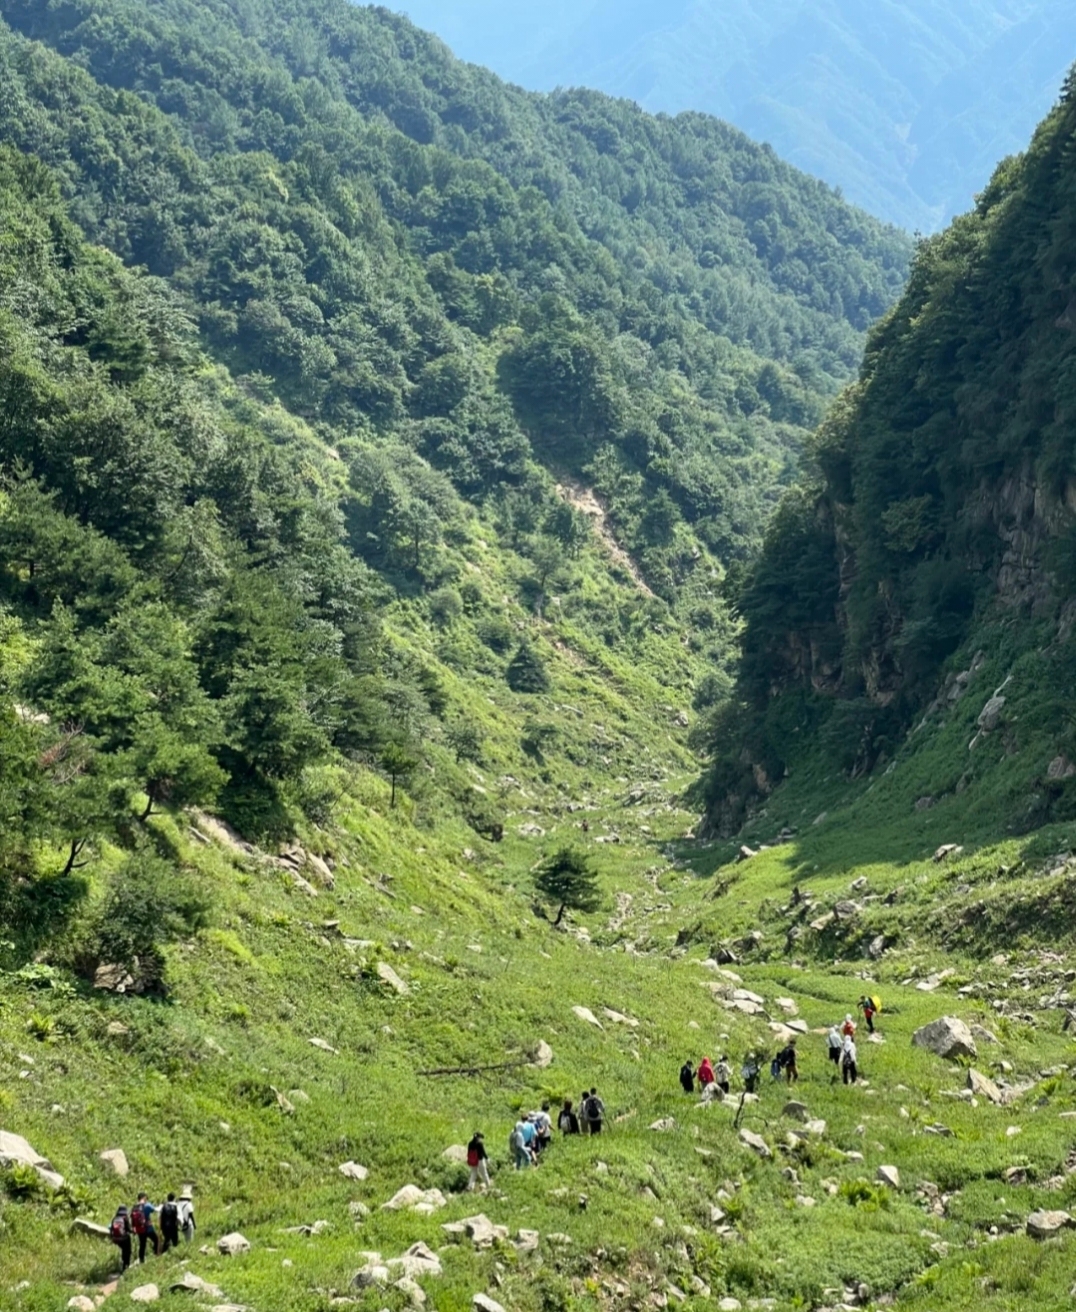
[
  {"left": 583, "top": 1088, "right": 605, "bottom": 1135},
  {"left": 679, "top": 1060, "right": 695, "bottom": 1094},
  {"left": 109, "top": 1204, "right": 132, "bottom": 1271},
  {"left": 859, "top": 994, "right": 880, "bottom": 1034},
  {"left": 579, "top": 1088, "right": 593, "bottom": 1134},
  {"left": 827, "top": 1024, "right": 843, "bottom": 1075},
  {"left": 776, "top": 1039, "right": 799, "bottom": 1083},
  {"left": 177, "top": 1189, "right": 196, "bottom": 1243},
  {"left": 531, "top": 1103, "right": 553, "bottom": 1154},
  {"left": 509, "top": 1120, "right": 531, "bottom": 1169},
  {"left": 714, "top": 1055, "right": 731, "bottom": 1095},
  {"left": 558, "top": 1098, "right": 580, "bottom": 1134},
  {"left": 742, "top": 1054, "right": 760, "bottom": 1093},
  {"left": 159, "top": 1193, "right": 180, "bottom": 1252},
  {"left": 842, "top": 1033, "right": 858, "bottom": 1085},
  {"left": 697, "top": 1056, "right": 715, "bottom": 1090},
  {"left": 131, "top": 1192, "right": 160, "bottom": 1263},
  {"left": 466, "top": 1132, "right": 490, "bottom": 1192}
]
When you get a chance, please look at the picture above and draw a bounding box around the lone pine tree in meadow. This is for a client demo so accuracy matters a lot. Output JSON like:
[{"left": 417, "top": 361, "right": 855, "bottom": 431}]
[{"left": 534, "top": 847, "right": 601, "bottom": 926}]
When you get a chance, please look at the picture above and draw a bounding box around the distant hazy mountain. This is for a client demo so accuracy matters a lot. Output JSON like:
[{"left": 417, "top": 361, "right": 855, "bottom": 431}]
[{"left": 395, "top": 0, "right": 1076, "bottom": 230}]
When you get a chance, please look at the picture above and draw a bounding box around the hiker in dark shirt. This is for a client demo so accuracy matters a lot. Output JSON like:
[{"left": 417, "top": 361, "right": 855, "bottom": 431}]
[
  {"left": 159, "top": 1193, "right": 180, "bottom": 1252},
  {"left": 558, "top": 1099, "right": 580, "bottom": 1134},
  {"left": 109, "top": 1204, "right": 132, "bottom": 1271},
  {"left": 466, "top": 1132, "right": 490, "bottom": 1192},
  {"left": 679, "top": 1060, "right": 695, "bottom": 1094},
  {"left": 583, "top": 1088, "right": 605, "bottom": 1135}
]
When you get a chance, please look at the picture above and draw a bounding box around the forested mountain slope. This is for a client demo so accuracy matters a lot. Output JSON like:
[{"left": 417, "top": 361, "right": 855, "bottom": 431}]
[
  {"left": 700, "top": 71, "right": 1076, "bottom": 850},
  {"left": 399, "top": 0, "right": 1076, "bottom": 232}
]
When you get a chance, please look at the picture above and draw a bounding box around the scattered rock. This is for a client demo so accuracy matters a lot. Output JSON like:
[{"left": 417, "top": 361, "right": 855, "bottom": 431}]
[
  {"left": 738, "top": 1128, "right": 772, "bottom": 1159},
  {"left": 649, "top": 1118, "right": 677, "bottom": 1132},
  {"left": 868, "top": 935, "right": 887, "bottom": 959},
  {"left": 514, "top": 1229, "right": 540, "bottom": 1255},
  {"left": 914, "top": 796, "right": 935, "bottom": 812},
  {"left": 442, "top": 1215, "right": 507, "bottom": 1249},
  {"left": 782, "top": 1101, "right": 809, "bottom": 1122},
  {"left": 71, "top": 1218, "right": 111, "bottom": 1240},
  {"left": 967, "top": 1069, "right": 1003, "bottom": 1104},
  {"left": 283, "top": 1220, "right": 332, "bottom": 1236},
  {"left": 912, "top": 1016, "right": 978, "bottom": 1060},
  {"left": 216, "top": 1233, "right": 251, "bottom": 1256},
  {"left": 970, "top": 1024, "right": 1000, "bottom": 1045},
  {"left": 718, "top": 1299, "right": 742, "bottom": 1311},
  {"left": 1047, "top": 755, "right": 1076, "bottom": 780},
  {"left": 602, "top": 1008, "right": 639, "bottom": 1027},
  {"left": 170, "top": 1273, "right": 224, "bottom": 1297},
  {"left": 736, "top": 846, "right": 758, "bottom": 862},
  {"left": 0, "top": 1130, "right": 64, "bottom": 1189},
  {"left": 352, "top": 1264, "right": 391, "bottom": 1289},
  {"left": 382, "top": 1185, "right": 446, "bottom": 1214},
  {"left": 348, "top": 1201, "right": 370, "bottom": 1221},
  {"left": 531, "top": 1040, "right": 553, "bottom": 1068},
  {"left": 775, "top": 997, "right": 798, "bottom": 1014},
  {"left": 93, "top": 962, "right": 137, "bottom": 993},
  {"left": 376, "top": 962, "right": 409, "bottom": 995},
  {"left": 933, "top": 844, "right": 964, "bottom": 863},
  {"left": 1027, "top": 1209, "right": 1074, "bottom": 1239},
  {"left": 442, "top": 1144, "right": 469, "bottom": 1165},
  {"left": 308, "top": 1037, "right": 338, "bottom": 1054},
  {"left": 978, "top": 694, "right": 1007, "bottom": 733},
  {"left": 68, "top": 1299, "right": 96, "bottom": 1311},
  {"left": 388, "top": 1241, "right": 443, "bottom": 1278},
  {"left": 572, "top": 1005, "right": 604, "bottom": 1028},
  {"left": 338, "top": 1161, "right": 368, "bottom": 1181},
  {"left": 876, "top": 1166, "right": 900, "bottom": 1189},
  {"left": 1004, "top": 1166, "right": 1028, "bottom": 1185},
  {"left": 394, "top": 1276, "right": 426, "bottom": 1307},
  {"left": 129, "top": 1286, "right": 159, "bottom": 1304},
  {"left": 106, "top": 1021, "right": 129, "bottom": 1037},
  {"left": 804, "top": 1119, "right": 827, "bottom": 1136},
  {"left": 834, "top": 900, "right": 861, "bottom": 919},
  {"left": 473, "top": 1296, "right": 506, "bottom": 1312}
]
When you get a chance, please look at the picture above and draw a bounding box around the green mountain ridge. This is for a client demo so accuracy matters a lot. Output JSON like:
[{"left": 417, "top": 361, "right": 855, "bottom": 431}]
[
  {"left": 3, "top": 5, "right": 1076, "bottom": 1312},
  {"left": 396, "top": 0, "right": 1076, "bottom": 233}
]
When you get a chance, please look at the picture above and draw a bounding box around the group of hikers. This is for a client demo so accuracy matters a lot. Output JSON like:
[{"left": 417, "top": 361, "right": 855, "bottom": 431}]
[
  {"left": 459, "top": 1089, "right": 610, "bottom": 1189},
  {"left": 680, "top": 997, "right": 881, "bottom": 1099},
  {"left": 109, "top": 1190, "right": 196, "bottom": 1270}
]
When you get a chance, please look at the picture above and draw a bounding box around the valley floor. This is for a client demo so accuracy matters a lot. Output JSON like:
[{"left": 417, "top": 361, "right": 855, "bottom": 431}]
[{"left": 5, "top": 772, "right": 1076, "bottom": 1312}]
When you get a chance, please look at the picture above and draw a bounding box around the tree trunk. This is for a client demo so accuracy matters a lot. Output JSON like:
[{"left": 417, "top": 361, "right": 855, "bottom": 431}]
[
  {"left": 140, "top": 795, "right": 155, "bottom": 822},
  {"left": 62, "top": 838, "right": 85, "bottom": 877},
  {"left": 390, "top": 772, "right": 397, "bottom": 808},
  {"left": 553, "top": 903, "right": 566, "bottom": 926}
]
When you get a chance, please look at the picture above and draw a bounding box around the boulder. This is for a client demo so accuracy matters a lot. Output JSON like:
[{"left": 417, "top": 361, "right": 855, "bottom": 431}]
[
  {"left": 718, "top": 1300, "right": 742, "bottom": 1311},
  {"left": 649, "top": 1118, "right": 677, "bottom": 1132},
  {"left": 442, "top": 1214, "right": 506, "bottom": 1249},
  {"left": 786, "top": 1019, "right": 809, "bottom": 1034},
  {"left": 1027, "top": 1209, "right": 1073, "bottom": 1239},
  {"left": 514, "top": 1229, "right": 540, "bottom": 1254},
  {"left": 868, "top": 935, "right": 887, "bottom": 959},
  {"left": 129, "top": 1286, "right": 159, "bottom": 1303},
  {"left": 376, "top": 962, "right": 409, "bottom": 995},
  {"left": 217, "top": 1232, "right": 251, "bottom": 1256},
  {"left": 473, "top": 1297, "right": 506, "bottom": 1312},
  {"left": 978, "top": 695, "right": 1006, "bottom": 732},
  {"left": 394, "top": 1276, "right": 426, "bottom": 1307},
  {"left": 782, "top": 1101, "right": 809, "bottom": 1122},
  {"left": 970, "top": 1024, "right": 1000, "bottom": 1045},
  {"left": 338, "top": 1161, "right": 368, "bottom": 1181},
  {"left": 912, "top": 1017, "right": 978, "bottom": 1060},
  {"left": 572, "top": 1005, "right": 603, "bottom": 1028},
  {"left": 68, "top": 1299, "right": 96, "bottom": 1311},
  {"left": 876, "top": 1165, "right": 900, "bottom": 1189},
  {"left": 967, "top": 1069, "right": 1003, "bottom": 1104},
  {"left": 93, "top": 963, "right": 136, "bottom": 993},
  {"left": 738, "top": 1128, "right": 772, "bottom": 1159},
  {"left": 732, "top": 988, "right": 765, "bottom": 1006},
  {"left": 531, "top": 1040, "right": 554, "bottom": 1068},
  {"left": 0, "top": 1129, "right": 64, "bottom": 1189},
  {"left": 833, "top": 900, "right": 861, "bottom": 919},
  {"left": 71, "top": 1218, "right": 111, "bottom": 1240},
  {"left": 804, "top": 1119, "right": 827, "bottom": 1136},
  {"left": 602, "top": 1008, "right": 639, "bottom": 1028},
  {"left": 724, "top": 997, "right": 764, "bottom": 1016},
  {"left": 99, "top": 1148, "right": 129, "bottom": 1177},
  {"left": 170, "top": 1273, "right": 223, "bottom": 1297},
  {"left": 1003, "top": 1166, "right": 1028, "bottom": 1185},
  {"left": 933, "top": 844, "right": 964, "bottom": 863},
  {"left": 442, "top": 1144, "right": 469, "bottom": 1165},
  {"left": 306, "top": 853, "right": 335, "bottom": 888},
  {"left": 352, "top": 1264, "right": 391, "bottom": 1288},
  {"left": 308, "top": 1037, "right": 338, "bottom": 1054},
  {"left": 775, "top": 997, "right": 798, "bottom": 1014},
  {"left": 388, "top": 1241, "right": 443, "bottom": 1277},
  {"left": 382, "top": 1185, "right": 446, "bottom": 1214}
]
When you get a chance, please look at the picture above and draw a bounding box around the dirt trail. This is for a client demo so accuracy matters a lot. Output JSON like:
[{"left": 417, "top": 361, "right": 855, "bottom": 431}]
[{"left": 555, "top": 480, "right": 655, "bottom": 599}]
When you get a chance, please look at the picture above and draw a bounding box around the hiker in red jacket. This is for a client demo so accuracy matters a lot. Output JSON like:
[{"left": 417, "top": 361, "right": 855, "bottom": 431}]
[{"left": 697, "top": 1056, "right": 715, "bottom": 1089}]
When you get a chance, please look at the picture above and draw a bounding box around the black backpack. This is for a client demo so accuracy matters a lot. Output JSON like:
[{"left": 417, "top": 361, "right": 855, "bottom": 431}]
[
  {"left": 584, "top": 1095, "right": 601, "bottom": 1122},
  {"left": 160, "top": 1201, "right": 178, "bottom": 1231}
]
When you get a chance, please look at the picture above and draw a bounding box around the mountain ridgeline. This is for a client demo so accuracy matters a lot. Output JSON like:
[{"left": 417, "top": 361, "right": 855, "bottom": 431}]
[{"left": 702, "top": 71, "right": 1076, "bottom": 842}]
